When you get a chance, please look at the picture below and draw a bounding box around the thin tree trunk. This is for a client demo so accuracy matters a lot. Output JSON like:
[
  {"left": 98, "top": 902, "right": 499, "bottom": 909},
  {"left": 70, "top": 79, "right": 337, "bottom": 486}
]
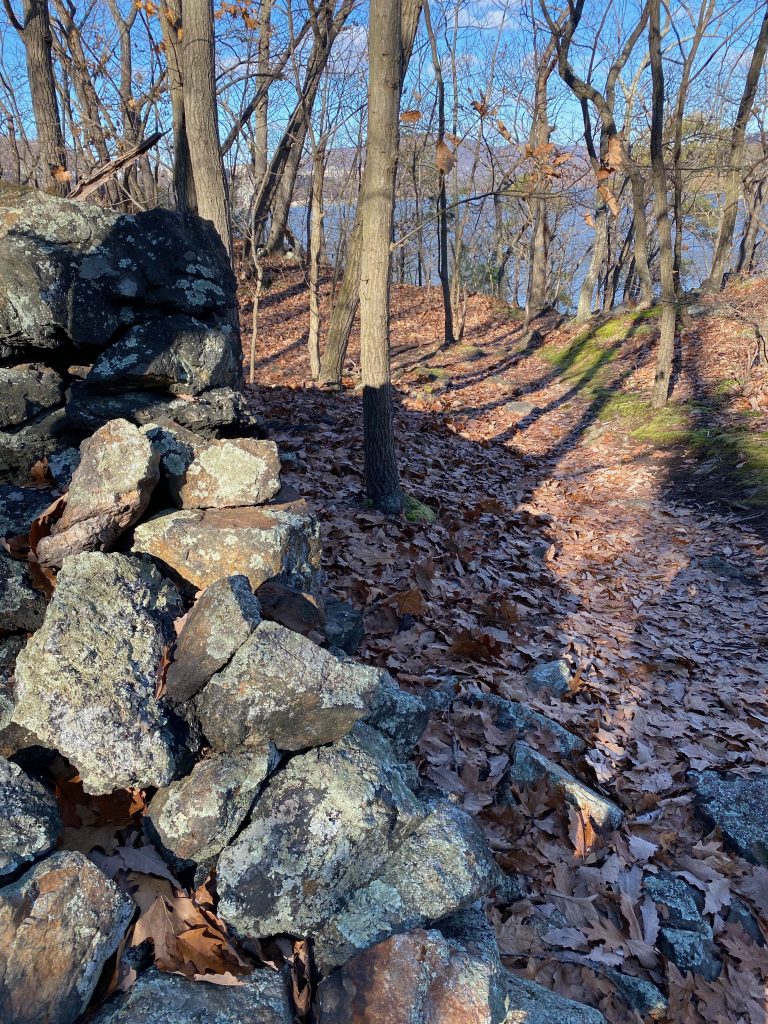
[
  {"left": 360, "top": 0, "right": 403, "bottom": 514},
  {"left": 182, "top": 0, "right": 232, "bottom": 257},
  {"left": 265, "top": 117, "right": 309, "bottom": 253},
  {"left": 576, "top": 201, "right": 607, "bottom": 320},
  {"left": 627, "top": 157, "right": 652, "bottom": 307},
  {"left": 307, "top": 140, "right": 326, "bottom": 379},
  {"left": 704, "top": 5, "right": 768, "bottom": 291},
  {"left": 649, "top": 0, "right": 676, "bottom": 409},
  {"left": 161, "top": 0, "right": 196, "bottom": 211}
]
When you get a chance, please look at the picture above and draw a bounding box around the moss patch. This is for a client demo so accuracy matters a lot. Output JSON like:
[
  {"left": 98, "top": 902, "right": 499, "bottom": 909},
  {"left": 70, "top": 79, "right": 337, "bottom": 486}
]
[{"left": 404, "top": 494, "right": 438, "bottom": 524}]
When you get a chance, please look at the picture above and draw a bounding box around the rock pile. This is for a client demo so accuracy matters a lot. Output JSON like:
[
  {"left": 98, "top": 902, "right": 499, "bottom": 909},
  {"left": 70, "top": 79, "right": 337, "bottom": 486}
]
[{"left": 0, "top": 188, "right": 612, "bottom": 1023}]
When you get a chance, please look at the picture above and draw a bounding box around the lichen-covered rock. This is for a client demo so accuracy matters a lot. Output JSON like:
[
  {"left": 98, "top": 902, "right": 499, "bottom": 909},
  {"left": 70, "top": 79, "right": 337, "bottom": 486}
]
[
  {"left": 506, "top": 743, "right": 623, "bottom": 832},
  {"left": 462, "top": 692, "right": 585, "bottom": 758},
  {"left": 0, "top": 552, "right": 46, "bottom": 631},
  {"left": 366, "top": 671, "right": 429, "bottom": 758},
  {"left": 36, "top": 419, "right": 159, "bottom": 566},
  {"left": 602, "top": 970, "right": 667, "bottom": 1022},
  {"left": 503, "top": 975, "right": 606, "bottom": 1023},
  {"left": 89, "top": 967, "right": 294, "bottom": 1024},
  {"left": 526, "top": 660, "right": 571, "bottom": 697},
  {"left": 0, "top": 635, "right": 23, "bottom": 730},
  {"left": 656, "top": 926, "right": 721, "bottom": 982},
  {"left": 165, "top": 575, "right": 262, "bottom": 704},
  {"left": 13, "top": 552, "right": 187, "bottom": 794},
  {"left": 0, "top": 363, "right": 64, "bottom": 429},
  {"left": 0, "top": 851, "right": 133, "bottom": 1024},
  {"left": 166, "top": 437, "right": 282, "bottom": 510},
  {"left": 196, "top": 621, "right": 385, "bottom": 751},
  {"left": 319, "top": 908, "right": 507, "bottom": 1023},
  {"left": 86, "top": 315, "right": 241, "bottom": 396},
  {"left": 47, "top": 446, "right": 81, "bottom": 489},
  {"left": 0, "top": 407, "right": 74, "bottom": 481},
  {"left": 644, "top": 870, "right": 721, "bottom": 982},
  {"left": 0, "top": 182, "right": 236, "bottom": 359},
  {"left": 218, "top": 726, "right": 497, "bottom": 971},
  {"left": 0, "top": 756, "right": 61, "bottom": 877},
  {"left": 66, "top": 383, "right": 255, "bottom": 437},
  {"left": 132, "top": 495, "right": 321, "bottom": 592},
  {"left": 0, "top": 484, "right": 55, "bottom": 537},
  {"left": 690, "top": 769, "right": 768, "bottom": 865},
  {"left": 145, "top": 750, "right": 270, "bottom": 881}
]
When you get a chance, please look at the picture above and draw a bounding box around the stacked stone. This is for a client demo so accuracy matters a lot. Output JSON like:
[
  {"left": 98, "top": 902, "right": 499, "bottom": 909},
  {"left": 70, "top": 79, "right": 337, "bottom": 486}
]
[{"left": 0, "top": 181, "right": 251, "bottom": 483}]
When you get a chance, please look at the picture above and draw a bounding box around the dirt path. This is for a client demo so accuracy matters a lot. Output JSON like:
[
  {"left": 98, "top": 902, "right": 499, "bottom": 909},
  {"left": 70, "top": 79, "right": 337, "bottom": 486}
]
[{"left": 247, "top": 270, "right": 768, "bottom": 1023}]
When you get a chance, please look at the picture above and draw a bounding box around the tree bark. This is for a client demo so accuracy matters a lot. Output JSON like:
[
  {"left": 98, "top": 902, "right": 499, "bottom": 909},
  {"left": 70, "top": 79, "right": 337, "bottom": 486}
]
[
  {"left": 649, "top": 0, "right": 676, "bottom": 409},
  {"left": 181, "top": 0, "right": 232, "bottom": 256},
  {"left": 704, "top": 4, "right": 768, "bottom": 291},
  {"left": 360, "top": 0, "right": 404, "bottom": 514},
  {"left": 307, "top": 139, "right": 326, "bottom": 379},
  {"left": 161, "top": 0, "right": 197, "bottom": 211}
]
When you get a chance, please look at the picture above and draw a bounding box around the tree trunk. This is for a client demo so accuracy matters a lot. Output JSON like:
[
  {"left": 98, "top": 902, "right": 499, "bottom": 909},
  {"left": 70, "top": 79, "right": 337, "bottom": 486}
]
[
  {"left": 265, "top": 117, "right": 309, "bottom": 253},
  {"left": 182, "top": 0, "right": 232, "bottom": 257},
  {"left": 307, "top": 141, "right": 326, "bottom": 379},
  {"left": 253, "top": 0, "right": 272, "bottom": 189},
  {"left": 576, "top": 200, "right": 607, "bottom": 321},
  {"left": 704, "top": 5, "right": 768, "bottom": 291},
  {"left": 649, "top": 0, "right": 676, "bottom": 409},
  {"left": 18, "top": 0, "right": 67, "bottom": 194},
  {"left": 627, "top": 157, "right": 652, "bottom": 307},
  {"left": 360, "top": 0, "right": 403, "bottom": 514},
  {"left": 316, "top": 0, "right": 422, "bottom": 386},
  {"left": 161, "top": 0, "right": 196, "bottom": 211},
  {"left": 526, "top": 62, "right": 552, "bottom": 320}
]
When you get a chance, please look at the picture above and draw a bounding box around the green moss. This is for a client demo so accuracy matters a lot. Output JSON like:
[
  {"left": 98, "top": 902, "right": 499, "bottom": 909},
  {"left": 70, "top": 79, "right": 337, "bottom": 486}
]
[
  {"left": 455, "top": 344, "right": 485, "bottom": 359},
  {"left": 404, "top": 494, "right": 438, "bottom": 524}
]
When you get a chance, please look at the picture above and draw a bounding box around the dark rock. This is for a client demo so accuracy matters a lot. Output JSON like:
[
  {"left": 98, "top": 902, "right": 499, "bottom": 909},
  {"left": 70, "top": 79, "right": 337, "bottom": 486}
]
[
  {"left": 165, "top": 575, "right": 261, "bottom": 704},
  {"left": 324, "top": 597, "right": 364, "bottom": 654},
  {"left": 503, "top": 975, "right": 606, "bottom": 1023},
  {"left": 36, "top": 419, "right": 159, "bottom": 566},
  {"left": 644, "top": 870, "right": 721, "bottom": 981},
  {"left": 0, "top": 364, "right": 64, "bottom": 429},
  {"left": 86, "top": 315, "right": 241, "bottom": 395},
  {"left": 461, "top": 691, "right": 585, "bottom": 758},
  {"left": 46, "top": 446, "right": 81, "bottom": 489},
  {"left": 656, "top": 927, "right": 721, "bottom": 981},
  {"left": 644, "top": 871, "right": 706, "bottom": 933},
  {"left": 728, "top": 896, "right": 765, "bottom": 945},
  {"left": 0, "top": 182, "right": 236, "bottom": 359},
  {"left": 13, "top": 552, "right": 187, "bottom": 794},
  {"left": 526, "top": 660, "right": 571, "bottom": 697},
  {"left": 256, "top": 579, "right": 325, "bottom": 635},
  {"left": 196, "top": 621, "right": 385, "bottom": 751},
  {"left": 144, "top": 749, "right": 270, "bottom": 883},
  {"left": 366, "top": 670, "right": 430, "bottom": 758},
  {"left": 132, "top": 494, "right": 321, "bottom": 592},
  {"left": 603, "top": 970, "right": 667, "bottom": 1021},
  {"left": 88, "top": 967, "right": 294, "bottom": 1023},
  {"left": 0, "top": 408, "right": 73, "bottom": 482},
  {"left": 0, "top": 552, "right": 47, "bottom": 631},
  {"left": 690, "top": 769, "right": 768, "bottom": 865},
  {"left": 0, "top": 756, "right": 61, "bottom": 877},
  {"left": 217, "top": 725, "right": 498, "bottom": 971},
  {"left": 0, "top": 635, "right": 24, "bottom": 730},
  {"left": 0, "top": 850, "right": 133, "bottom": 1024},
  {"left": 66, "top": 383, "right": 255, "bottom": 437},
  {"left": 0, "top": 484, "right": 55, "bottom": 537},
  {"left": 506, "top": 743, "right": 623, "bottom": 832}
]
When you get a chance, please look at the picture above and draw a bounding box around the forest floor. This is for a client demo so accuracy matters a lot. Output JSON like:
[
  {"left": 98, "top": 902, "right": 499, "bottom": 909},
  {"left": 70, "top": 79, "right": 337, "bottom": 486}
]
[{"left": 242, "top": 265, "right": 768, "bottom": 1023}]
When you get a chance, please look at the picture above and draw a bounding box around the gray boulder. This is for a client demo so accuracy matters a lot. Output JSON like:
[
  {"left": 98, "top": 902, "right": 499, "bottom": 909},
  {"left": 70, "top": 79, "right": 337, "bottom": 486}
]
[
  {"left": 0, "top": 756, "right": 61, "bottom": 877},
  {"left": 0, "top": 182, "right": 236, "bottom": 359},
  {"left": 165, "top": 575, "right": 261, "bottom": 704},
  {"left": 366, "top": 671, "right": 430, "bottom": 758},
  {"left": 144, "top": 749, "right": 270, "bottom": 883},
  {"left": 13, "top": 552, "right": 188, "bottom": 794},
  {"left": 0, "top": 364, "right": 64, "bottom": 429},
  {"left": 0, "top": 552, "right": 47, "bottom": 631},
  {"left": 690, "top": 769, "right": 768, "bottom": 865},
  {"left": 86, "top": 315, "right": 241, "bottom": 396},
  {"left": 0, "top": 851, "right": 133, "bottom": 1024},
  {"left": 506, "top": 743, "right": 623, "bottom": 832},
  {"left": 89, "top": 967, "right": 293, "bottom": 1024},
  {"left": 217, "top": 725, "right": 497, "bottom": 971},
  {"left": 36, "top": 419, "right": 159, "bottom": 566},
  {"left": 196, "top": 621, "right": 385, "bottom": 751},
  {"left": 504, "top": 976, "right": 606, "bottom": 1023},
  {"left": 526, "top": 660, "right": 571, "bottom": 697},
  {"left": 132, "top": 496, "right": 321, "bottom": 592}
]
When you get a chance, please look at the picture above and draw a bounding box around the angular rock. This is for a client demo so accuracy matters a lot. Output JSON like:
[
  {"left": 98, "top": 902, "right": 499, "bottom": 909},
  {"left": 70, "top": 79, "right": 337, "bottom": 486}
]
[
  {"left": 13, "top": 552, "right": 187, "bottom": 794},
  {"left": 644, "top": 870, "right": 721, "bottom": 981},
  {"left": 0, "top": 756, "right": 61, "bottom": 877},
  {"left": 165, "top": 574, "right": 262, "bottom": 704},
  {"left": 507, "top": 743, "right": 623, "bottom": 832},
  {"left": 166, "top": 437, "right": 281, "bottom": 510},
  {"left": 47, "top": 446, "right": 81, "bottom": 489},
  {"left": 218, "top": 726, "right": 497, "bottom": 971},
  {"left": 0, "top": 484, "right": 55, "bottom": 537},
  {"left": 366, "top": 670, "right": 430, "bottom": 758},
  {"left": 0, "top": 363, "right": 65, "bottom": 429},
  {"left": 690, "top": 769, "right": 768, "bottom": 865},
  {"left": 656, "top": 927, "right": 721, "bottom": 982},
  {"left": 463, "top": 691, "right": 585, "bottom": 758},
  {"left": 196, "top": 621, "right": 385, "bottom": 751},
  {"left": 36, "top": 419, "right": 159, "bottom": 566},
  {"left": 0, "top": 182, "right": 236, "bottom": 358},
  {"left": 256, "top": 579, "right": 325, "bottom": 635},
  {"left": 0, "top": 851, "right": 133, "bottom": 1024},
  {"left": 132, "top": 494, "right": 321, "bottom": 592},
  {"left": 644, "top": 871, "right": 706, "bottom": 933},
  {"left": 145, "top": 749, "right": 270, "bottom": 881},
  {"left": 0, "top": 552, "right": 47, "bottom": 631},
  {"left": 603, "top": 970, "right": 667, "bottom": 1021},
  {"left": 86, "top": 315, "right": 241, "bottom": 395},
  {"left": 526, "top": 660, "right": 571, "bottom": 697},
  {"left": 324, "top": 597, "right": 364, "bottom": 655},
  {"left": 66, "top": 383, "right": 255, "bottom": 437},
  {"left": 319, "top": 908, "right": 507, "bottom": 1024},
  {"left": 0, "top": 406, "right": 74, "bottom": 481},
  {"left": 504, "top": 975, "right": 606, "bottom": 1023},
  {"left": 89, "top": 967, "right": 293, "bottom": 1024},
  {"left": 0, "top": 635, "right": 24, "bottom": 730}
]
